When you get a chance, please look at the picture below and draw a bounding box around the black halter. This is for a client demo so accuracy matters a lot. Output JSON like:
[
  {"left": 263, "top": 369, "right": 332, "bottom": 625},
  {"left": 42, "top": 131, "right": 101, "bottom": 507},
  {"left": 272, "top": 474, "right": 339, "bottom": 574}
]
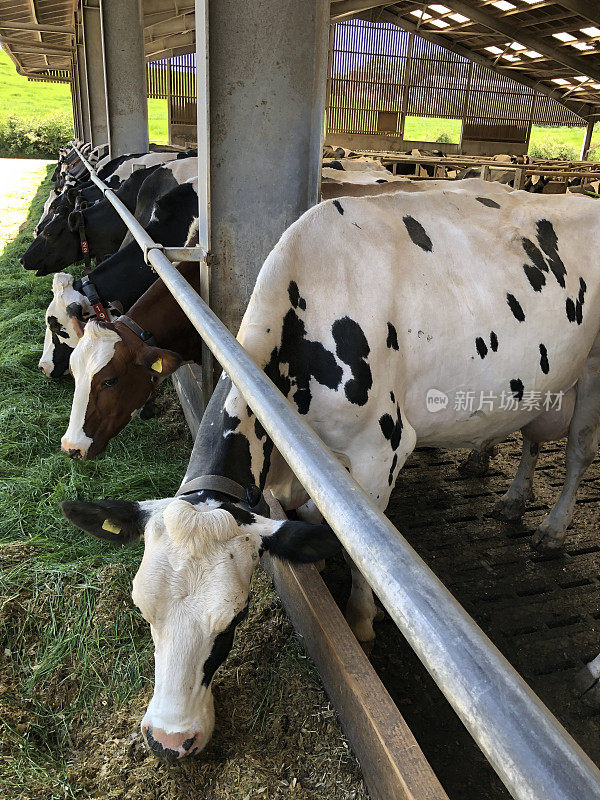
[
  {"left": 115, "top": 314, "right": 156, "bottom": 346},
  {"left": 176, "top": 475, "right": 270, "bottom": 517}
]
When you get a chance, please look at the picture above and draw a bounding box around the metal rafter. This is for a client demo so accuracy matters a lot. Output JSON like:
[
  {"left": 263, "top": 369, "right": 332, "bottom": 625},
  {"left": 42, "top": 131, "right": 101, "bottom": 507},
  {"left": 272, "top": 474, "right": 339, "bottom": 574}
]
[
  {"left": 426, "top": 0, "right": 600, "bottom": 82},
  {"left": 374, "top": 7, "right": 597, "bottom": 118}
]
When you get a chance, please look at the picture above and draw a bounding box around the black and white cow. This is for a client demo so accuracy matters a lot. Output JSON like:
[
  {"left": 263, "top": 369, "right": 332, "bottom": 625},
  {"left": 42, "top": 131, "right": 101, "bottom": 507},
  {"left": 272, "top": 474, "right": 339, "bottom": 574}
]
[
  {"left": 39, "top": 178, "right": 200, "bottom": 377},
  {"left": 62, "top": 186, "right": 600, "bottom": 758},
  {"left": 23, "top": 157, "right": 197, "bottom": 276},
  {"left": 22, "top": 165, "right": 161, "bottom": 275}
]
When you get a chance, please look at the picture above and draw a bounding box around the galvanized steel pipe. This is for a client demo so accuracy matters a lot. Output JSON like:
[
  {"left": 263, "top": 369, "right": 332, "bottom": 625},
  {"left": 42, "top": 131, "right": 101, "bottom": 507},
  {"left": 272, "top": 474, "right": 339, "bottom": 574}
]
[{"left": 73, "top": 144, "right": 600, "bottom": 800}]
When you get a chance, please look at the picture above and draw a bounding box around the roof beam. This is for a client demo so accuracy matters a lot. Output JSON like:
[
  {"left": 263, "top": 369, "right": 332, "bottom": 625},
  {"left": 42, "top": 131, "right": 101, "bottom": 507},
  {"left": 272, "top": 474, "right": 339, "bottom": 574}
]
[
  {"left": 555, "top": 1, "right": 600, "bottom": 26},
  {"left": 436, "top": 0, "right": 600, "bottom": 82},
  {"left": 374, "top": 8, "right": 597, "bottom": 118},
  {"left": 331, "top": 1, "right": 394, "bottom": 20},
  {"left": 0, "top": 37, "right": 73, "bottom": 54},
  {"left": 0, "top": 21, "right": 74, "bottom": 34}
]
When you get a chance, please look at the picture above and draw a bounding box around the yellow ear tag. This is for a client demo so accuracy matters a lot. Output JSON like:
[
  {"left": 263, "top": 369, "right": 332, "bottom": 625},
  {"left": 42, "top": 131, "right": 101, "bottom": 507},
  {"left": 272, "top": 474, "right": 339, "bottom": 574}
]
[
  {"left": 151, "top": 358, "right": 163, "bottom": 373},
  {"left": 102, "top": 519, "right": 121, "bottom": 535}
]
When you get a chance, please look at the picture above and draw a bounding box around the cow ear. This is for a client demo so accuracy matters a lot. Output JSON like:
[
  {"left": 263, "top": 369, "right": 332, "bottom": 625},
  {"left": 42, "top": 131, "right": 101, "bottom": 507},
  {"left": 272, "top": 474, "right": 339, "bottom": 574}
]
[
  {"left": 61, "top": 499, "right": 144, "bottom": 544},
  {"left": 67, "top": 187, "right": 79, "bottom": 205},
  {"left": 68, "top": 210, "right": 82, "bottom": 232},
  {"left": 261, "top": 520, "right": 341, "bottom": 564},
  {"left": 138, "top": 345, "right": 182, "bottom": 377},
  {"left": 69, "top": 313, "right": 86, "bottom": 339}
]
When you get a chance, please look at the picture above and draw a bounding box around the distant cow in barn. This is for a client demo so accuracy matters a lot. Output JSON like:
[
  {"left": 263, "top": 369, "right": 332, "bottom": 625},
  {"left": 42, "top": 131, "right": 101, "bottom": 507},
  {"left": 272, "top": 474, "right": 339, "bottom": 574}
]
[
  {"left": 62, "top": 187, "right": 600, "bottom": 760},
  {"left": 39, "top": 178, "right": 200, "bottom": 378}
]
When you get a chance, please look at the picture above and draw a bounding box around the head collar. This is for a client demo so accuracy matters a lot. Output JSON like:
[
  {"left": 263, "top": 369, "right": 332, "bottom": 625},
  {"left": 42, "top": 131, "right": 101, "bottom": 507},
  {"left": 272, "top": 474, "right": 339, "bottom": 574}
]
[
  {"left": 175, "top": 475, "right": 270, "bottom": 517},
  {"left": 115, "top": 315, "right": 156, "bottom": 346}
]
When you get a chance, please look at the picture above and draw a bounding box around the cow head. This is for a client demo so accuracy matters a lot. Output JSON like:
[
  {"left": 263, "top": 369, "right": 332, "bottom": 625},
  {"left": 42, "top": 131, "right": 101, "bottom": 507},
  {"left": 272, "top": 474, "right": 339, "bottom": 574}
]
[
  {"left": 20, "top": 212, "right": 80, "bottom": 275},
  {"left": 61, "top": 320, "right": 182, "bottom": 459},
  {"left": 40, "top": 273, "right": 90, "bottom": 378},
  {"left": 61, "top": 495, "right": 339, "bottom": 760}
]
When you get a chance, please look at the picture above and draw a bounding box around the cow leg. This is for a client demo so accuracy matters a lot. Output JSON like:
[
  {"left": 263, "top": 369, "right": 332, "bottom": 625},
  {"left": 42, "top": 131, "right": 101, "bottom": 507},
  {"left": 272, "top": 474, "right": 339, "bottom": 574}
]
[
  {"left": 492, "top": 436, "right": 540, "bottom": 521},
  {"left": 533, "top": 337, "right": 600, "bottom": 551},
  {"left": 344, "top": 419, "right": 417, "bottom": 642}
]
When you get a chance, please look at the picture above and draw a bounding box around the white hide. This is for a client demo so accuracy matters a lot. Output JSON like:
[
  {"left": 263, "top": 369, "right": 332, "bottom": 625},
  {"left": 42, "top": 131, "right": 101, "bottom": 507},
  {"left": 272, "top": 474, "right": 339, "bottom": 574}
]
[
  {"left": 39, "top": 273, "right": 98, "bottom": 376},
  {"left": 61, "top": 321, "right": 121, "bottom": 456},
  {"left": 132, "top": 499, "right": 280, "bottom": 751}
]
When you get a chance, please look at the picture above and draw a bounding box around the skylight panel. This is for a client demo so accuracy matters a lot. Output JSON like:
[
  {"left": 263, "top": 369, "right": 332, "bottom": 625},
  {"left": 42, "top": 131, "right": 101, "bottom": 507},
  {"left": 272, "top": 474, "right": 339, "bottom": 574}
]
[
  {"left": 553, "top": 32, "right": 576, "bottom": 42},
  {"left": 485, "top": 46, "right": 503, "bottom": 55},
  {"left": 410, "top": 9, "right": 432, "bottom": 19},
  {"left": 429, "top": 18, "right": 450, "bottom": 27},
  {"left": 581, "top": 27, "right": 600, "bottom": 38}
]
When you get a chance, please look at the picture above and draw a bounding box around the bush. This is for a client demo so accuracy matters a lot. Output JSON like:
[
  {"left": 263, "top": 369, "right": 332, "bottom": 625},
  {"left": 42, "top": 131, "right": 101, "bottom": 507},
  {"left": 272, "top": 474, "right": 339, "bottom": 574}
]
[
  {"left": 529, "top": 135, "right": 579, "bottom": 161},
  {"left": 435, "top": 131, "right": 452, "bottom": 143},
  {"left": 0, "top": 113, "right": 72, "bottom": 158}
]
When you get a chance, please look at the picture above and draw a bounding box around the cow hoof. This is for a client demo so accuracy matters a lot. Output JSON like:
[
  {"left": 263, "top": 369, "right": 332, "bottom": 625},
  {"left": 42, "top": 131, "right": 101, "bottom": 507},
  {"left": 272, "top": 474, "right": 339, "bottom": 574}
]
[
  {"left": 531, "top": 523, "right": 565, "bottom": 552},
  {"left": 458, "top": 449, "right": 492, "bottom": 477},
  {"left": 346, "top": 606, "right": 376, "bottom": 643},
  {"left": 492, "top": 496, "right": 526, "bottom": 522},
  {"left": 573, "top": 664, "right": 600, "bottom": 709}
]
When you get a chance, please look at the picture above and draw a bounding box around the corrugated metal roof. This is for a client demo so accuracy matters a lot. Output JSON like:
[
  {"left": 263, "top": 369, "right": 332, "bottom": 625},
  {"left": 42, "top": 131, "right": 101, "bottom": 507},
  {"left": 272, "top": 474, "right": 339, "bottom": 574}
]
[
  {"left": 0, "top": 0, "right": 195, "bottom": 82},
  {"left": 332, "top": 1, "right": 600, "bottom": 117}
]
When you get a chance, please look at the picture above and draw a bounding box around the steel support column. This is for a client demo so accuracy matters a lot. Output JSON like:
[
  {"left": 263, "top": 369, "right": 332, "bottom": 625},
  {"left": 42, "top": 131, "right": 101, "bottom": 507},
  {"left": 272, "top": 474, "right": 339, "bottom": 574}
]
[
  {"left": 75, "top": 11, "right": 91, "bottom": 144},
  {"left": 82, "top": 1, "right": 107, "bottom": 147},
  {"left": 581, "top": 119, "right": 595, "bottom": 160},
  {"left": 201, "top": 0, "right": 330, "bottom": 336},
  {"left": 100, "top": 0, "right": 149, "bottom": 157}
]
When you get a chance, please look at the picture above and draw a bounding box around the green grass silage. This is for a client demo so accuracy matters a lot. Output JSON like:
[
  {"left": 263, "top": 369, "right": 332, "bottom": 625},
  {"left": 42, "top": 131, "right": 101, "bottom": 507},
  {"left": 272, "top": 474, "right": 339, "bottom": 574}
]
[{"left": 0, "top": 168, "right": 188, "bottom": 797}]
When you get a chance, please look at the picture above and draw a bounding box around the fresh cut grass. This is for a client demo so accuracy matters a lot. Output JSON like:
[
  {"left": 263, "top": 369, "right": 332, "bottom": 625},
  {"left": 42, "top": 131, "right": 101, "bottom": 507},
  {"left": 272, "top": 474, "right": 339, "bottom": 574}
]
[{"left": 0, "top": 166, "right": 189, "bottom": 796}]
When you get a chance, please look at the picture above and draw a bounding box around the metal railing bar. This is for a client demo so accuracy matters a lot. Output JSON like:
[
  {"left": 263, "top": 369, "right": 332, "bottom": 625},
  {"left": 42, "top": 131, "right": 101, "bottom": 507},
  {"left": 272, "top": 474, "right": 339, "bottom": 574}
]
[{"left": 72, "top": 144, "right": 600, "bottom": 800}]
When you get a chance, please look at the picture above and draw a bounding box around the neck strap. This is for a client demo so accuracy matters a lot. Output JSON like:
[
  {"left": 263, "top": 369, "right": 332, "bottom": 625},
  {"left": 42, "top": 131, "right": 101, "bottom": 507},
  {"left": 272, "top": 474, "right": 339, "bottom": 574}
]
[
  {"left": 176, "top": 475, "right": 270, "bottom": 517},
  {"left": 116, "top": 314, "right": 156, "bottom": 346}
]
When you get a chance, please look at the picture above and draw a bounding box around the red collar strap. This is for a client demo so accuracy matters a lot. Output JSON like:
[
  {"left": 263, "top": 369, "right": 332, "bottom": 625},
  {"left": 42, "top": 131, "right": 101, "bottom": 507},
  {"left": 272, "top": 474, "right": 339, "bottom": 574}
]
[{"left": 79, "top": 277, "right": 111, "bottom": 323}]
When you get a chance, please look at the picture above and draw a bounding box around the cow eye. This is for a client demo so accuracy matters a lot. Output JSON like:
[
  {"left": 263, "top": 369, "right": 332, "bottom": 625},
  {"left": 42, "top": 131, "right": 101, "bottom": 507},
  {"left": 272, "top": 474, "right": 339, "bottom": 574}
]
[{"left": 102, "top": 377, "right": 118, "bottom": 388}]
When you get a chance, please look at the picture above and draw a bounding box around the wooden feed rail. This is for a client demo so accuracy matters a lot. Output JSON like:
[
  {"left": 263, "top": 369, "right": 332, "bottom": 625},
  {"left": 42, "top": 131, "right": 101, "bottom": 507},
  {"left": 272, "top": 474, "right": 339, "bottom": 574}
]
[{"left": 171, "top": 363, "right": 449, "bottom": 800}]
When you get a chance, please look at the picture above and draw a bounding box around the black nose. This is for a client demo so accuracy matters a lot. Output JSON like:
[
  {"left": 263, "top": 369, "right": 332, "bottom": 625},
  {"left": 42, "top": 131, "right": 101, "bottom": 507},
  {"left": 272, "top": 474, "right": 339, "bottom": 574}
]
[
  {"left": 143, "top": 727, "right": 180, "bottom": 763},
  {"left": 67, "top": 448, "right": 82, "bottom": 460}
]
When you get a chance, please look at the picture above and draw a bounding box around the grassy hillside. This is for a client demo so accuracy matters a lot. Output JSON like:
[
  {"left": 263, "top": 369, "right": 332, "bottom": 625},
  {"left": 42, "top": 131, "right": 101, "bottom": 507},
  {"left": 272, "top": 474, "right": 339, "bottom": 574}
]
[{"left": 0, "top": 48, "right": 168, "bottom": 146}]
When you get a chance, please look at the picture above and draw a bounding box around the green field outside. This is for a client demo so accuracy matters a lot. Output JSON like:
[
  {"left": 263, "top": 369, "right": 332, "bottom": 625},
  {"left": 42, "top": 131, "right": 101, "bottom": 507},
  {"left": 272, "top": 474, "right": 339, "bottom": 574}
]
[{"left": 0, "top": 49, "right": 168, "bottom": 144}]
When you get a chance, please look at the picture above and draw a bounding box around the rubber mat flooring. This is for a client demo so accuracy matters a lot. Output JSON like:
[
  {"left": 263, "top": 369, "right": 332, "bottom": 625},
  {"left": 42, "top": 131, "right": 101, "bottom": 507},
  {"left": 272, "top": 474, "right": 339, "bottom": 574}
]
[{"left": 322, "top": 435, "right": 600, "bottom": 800}]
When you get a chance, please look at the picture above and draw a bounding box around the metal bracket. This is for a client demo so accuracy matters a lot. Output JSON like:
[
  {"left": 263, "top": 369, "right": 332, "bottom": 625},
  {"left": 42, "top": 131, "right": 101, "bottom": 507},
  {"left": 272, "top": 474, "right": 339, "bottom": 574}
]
[
  {"left": 143, "top": 242, "right": 164, "bottom": 266},
  {"left": 162, "top": 246, "right": 207, "bottom": 262}
]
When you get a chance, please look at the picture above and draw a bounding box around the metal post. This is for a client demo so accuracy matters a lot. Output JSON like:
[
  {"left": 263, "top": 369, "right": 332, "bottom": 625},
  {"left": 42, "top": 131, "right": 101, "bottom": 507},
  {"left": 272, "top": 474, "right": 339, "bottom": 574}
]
[
  {"left": 73, "top": 142, "right": 600, "bottom": 800},
  {"left": 195, "top": 0, "right": 213, "bottom": 405},
  {"left": 75, "top": 11, "right": 91, "bottom": 144},
  {"left": 81, "top": 1, "right": 107, "bottom": 147},
  {"left": 100, "top": 0, "right": 149, "bottom": 157},
  {"left": 204, "top": 0, "right": 330, "bottom": 336},
  {"left": 581, "top": 118, "right": 595, "bottom": 161},
  {"left": 399, "top": 32, "right": 414, "bottom": 142},
  {"left": 166, "top": 57, "right": 172, "bottom": 146},
  {"left": 70, "top": 58, "right": 82, "bottom": 141}
]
